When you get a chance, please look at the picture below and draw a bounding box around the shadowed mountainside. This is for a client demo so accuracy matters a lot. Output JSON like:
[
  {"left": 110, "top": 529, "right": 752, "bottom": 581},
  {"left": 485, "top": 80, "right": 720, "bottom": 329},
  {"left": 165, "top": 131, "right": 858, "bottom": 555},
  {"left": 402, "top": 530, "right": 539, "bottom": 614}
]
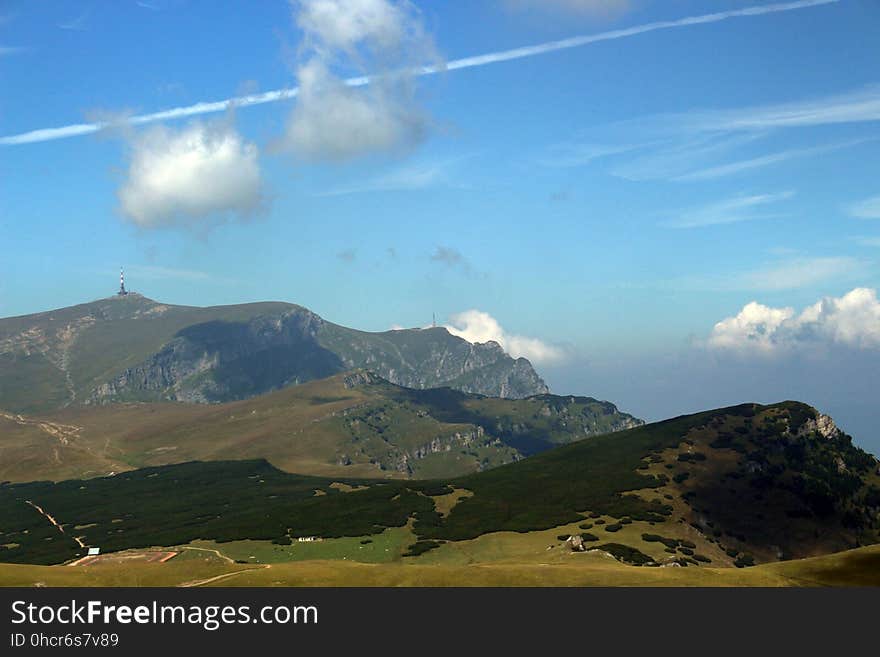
[
  {"left": 0, "top": 370, "right": 641, "bottom": 483},
  {"left": 0, "top": 294, "right": 549, "bottom": 414},
  {"left": 1, "top": 400, "right": 876, "bottom": 568}
]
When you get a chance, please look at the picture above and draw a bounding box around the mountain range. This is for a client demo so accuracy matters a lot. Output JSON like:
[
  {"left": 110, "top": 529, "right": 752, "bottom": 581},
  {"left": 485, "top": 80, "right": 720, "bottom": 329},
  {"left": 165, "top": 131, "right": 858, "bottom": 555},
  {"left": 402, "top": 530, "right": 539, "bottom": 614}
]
[
  {"left": 0, "top": 294, "right": 548, "bottom": 414},
  {"left": 1, "top": 400, "right": 877, "bottom": 568},
  {"left": 0, "top": 370, "right": 641, "bottom": 483},
  {"left": 1, "top": 296, "right": 878, "bottom": 580}
]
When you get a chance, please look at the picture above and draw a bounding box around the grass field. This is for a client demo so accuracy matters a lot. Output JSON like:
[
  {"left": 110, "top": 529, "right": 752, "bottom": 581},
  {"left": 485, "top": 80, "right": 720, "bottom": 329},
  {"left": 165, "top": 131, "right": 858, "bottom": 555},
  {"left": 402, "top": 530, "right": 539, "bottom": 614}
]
[
  {"left": 0, "top": 370, "right": 638, "bottom": 484},
  {"left": 1, "top": 543, "right": 878, "bottom": 587},
  {"left": 180, "top": 525, "right": 414, "bottom": 565}
]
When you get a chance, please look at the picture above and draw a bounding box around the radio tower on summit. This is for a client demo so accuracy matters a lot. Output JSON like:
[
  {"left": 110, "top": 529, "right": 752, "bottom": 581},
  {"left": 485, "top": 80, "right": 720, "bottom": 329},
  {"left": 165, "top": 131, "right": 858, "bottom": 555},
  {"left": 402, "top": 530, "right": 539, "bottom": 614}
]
[{"left": 117, "top": 267, "right": 128, "bottom": 296}]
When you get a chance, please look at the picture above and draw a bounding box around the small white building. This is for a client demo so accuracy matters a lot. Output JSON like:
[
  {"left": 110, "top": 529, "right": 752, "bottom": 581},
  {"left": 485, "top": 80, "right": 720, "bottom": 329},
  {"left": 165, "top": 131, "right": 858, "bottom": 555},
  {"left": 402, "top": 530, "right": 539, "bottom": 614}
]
[{"left": 87, "top": 547, "right": 100, "bottom": 556}]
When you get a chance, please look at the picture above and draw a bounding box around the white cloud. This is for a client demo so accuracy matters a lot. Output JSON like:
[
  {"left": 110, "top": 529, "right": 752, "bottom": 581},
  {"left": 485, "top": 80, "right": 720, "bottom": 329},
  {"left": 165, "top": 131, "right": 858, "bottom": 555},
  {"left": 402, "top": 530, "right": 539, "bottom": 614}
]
[
  {"left": 118, "top": 120, "right": 264, "bottom": 229},
  {"left": 610, "top": 133, "right": 763, "bottom": 181},
  {"left": 735, "top": 257, "right": 862, "bottom": 291},
  {"left": 58, "top": 7, "right": 91, "bottom": 31},
  {"left": 663, "top": 191, "right": 794, "bottom": 229},
  {"left": 295, "top": 0, "right": 415, "bottom": 53},
  {"left": 278, "top": 0, "right": 434, "bottom": 161},
  {"left": 848, "top": 194, "right": 880, "bottom": 220},
  {"left": 708, "top": 301, "right": 795, "bottom": 352},
  {"left": 319, "top": 160, "right": 444, "bottom": 195},
  {"left": 278, "top": 59, "right": 426, "bottom": 161},
  {"left": 675, "top": 256, "right": 865, "bottom": 293},
  {"left": 444, "top": 309, "right": 564, "bottom": 364},
  {"left": 683, "top": 84, "right": 880, "bottom": 133},
  {"left": 319, "top": 154, "right": 474, "bottom": 195},
  {"left": 2, "top": 0, "right": 837, "bottom": 146},
  {"left": 538, "top": 141, "right": 645, "bottom": 168},
  {"left": 673, "top": 139, "right": 868, "bottom": 182},
  {"left": 708, "top": 288, "right": 880, "bottom": 353}
]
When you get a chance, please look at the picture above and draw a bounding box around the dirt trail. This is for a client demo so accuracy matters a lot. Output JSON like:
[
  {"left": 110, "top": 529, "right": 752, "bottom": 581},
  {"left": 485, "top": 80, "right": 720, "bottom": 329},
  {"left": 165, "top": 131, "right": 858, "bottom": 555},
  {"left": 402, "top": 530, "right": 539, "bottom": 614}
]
[
  {"left": 25, "top": 500, "right": 87, "bottom": 549},
  {"left": 0, "top": 411, "right": 82, "bottom": 446},
  {"left": 179, "top": 565, "right": 271, "bottom": 588},
  {"left": 179, "top": 546, "right": 236, "bottom": 564}
]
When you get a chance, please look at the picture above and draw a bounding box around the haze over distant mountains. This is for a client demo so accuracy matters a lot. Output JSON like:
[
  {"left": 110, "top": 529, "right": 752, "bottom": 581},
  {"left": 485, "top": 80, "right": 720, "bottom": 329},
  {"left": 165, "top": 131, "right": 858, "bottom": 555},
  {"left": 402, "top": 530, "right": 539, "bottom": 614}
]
[{"left": 1, "top": 294, "right": 879, "bottom": 577}]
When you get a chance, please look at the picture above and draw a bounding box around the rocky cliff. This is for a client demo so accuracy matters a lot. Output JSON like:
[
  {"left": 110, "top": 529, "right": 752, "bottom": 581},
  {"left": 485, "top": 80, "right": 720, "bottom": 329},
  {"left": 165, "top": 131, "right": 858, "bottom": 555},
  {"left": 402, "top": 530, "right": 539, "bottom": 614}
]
[{"left": 0, "top": 296, "right": 550, "bottom": 411}]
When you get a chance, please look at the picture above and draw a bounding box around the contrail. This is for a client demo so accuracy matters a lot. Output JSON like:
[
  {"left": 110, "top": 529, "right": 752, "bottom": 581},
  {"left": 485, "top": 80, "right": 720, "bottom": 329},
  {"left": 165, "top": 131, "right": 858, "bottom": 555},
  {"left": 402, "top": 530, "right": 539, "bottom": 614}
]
[{"left": 0, "top": 0, "right": 839, "bottom": 146}]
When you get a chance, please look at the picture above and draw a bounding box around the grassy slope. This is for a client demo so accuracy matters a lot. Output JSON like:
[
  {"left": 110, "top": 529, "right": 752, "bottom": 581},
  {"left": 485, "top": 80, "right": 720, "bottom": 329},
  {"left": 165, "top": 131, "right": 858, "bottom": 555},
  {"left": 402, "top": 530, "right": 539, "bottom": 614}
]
[
  {"left": 1, "top": 401, "right": 876, "bottom": 570},
  {"left": 1, "top": 544, "right": 878, "bottom": 587},
  {"left": 0, "top": 295, "right": 296, "bottom": 413},
  {"left": 1, "top": 372, "right": 638, "bottom": 483},
  {"left": 1, "top": 296, "right": 548, "bottom": 414}
]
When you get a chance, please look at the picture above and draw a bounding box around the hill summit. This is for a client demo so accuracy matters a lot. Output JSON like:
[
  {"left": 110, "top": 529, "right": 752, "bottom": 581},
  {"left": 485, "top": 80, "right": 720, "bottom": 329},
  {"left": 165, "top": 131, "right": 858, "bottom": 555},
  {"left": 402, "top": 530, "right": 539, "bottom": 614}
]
[{"left": 0, "top": 296, "right": 549, "bottom": 413}]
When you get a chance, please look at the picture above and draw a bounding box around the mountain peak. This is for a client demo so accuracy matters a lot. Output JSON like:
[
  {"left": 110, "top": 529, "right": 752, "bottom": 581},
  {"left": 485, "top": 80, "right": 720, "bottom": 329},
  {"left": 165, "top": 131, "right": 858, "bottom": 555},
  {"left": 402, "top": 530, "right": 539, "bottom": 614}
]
[{"left": 0, "top": 297, "right": 550, "bottom": 413}]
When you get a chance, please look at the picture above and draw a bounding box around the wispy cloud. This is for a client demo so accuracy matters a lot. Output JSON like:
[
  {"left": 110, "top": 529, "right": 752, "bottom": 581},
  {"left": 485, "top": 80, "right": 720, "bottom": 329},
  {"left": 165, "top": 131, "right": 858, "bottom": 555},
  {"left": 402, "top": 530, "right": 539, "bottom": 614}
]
[
  {"left": 58, "top": 7, "right": 92, "bottom": 31},
  {"left": 592, "top": 81, "right": 880, "bottom": 183},
  {"left": 675, "top": 255, "right": 865, "bottom": 293},
  {"left": 538, "top": 141, "right": 645, "bottom": 168},
  {"left": 0, "top": 46, "right": 25, "bottom": 57},
  {"left": 680, "top": 84, "right": 880, "bottom": 133},
  {"left": 609, "top": 133, "right": 763, "bottom": 181},
  {"left": 673, "top": 139, "right": 870, "bottom": 182},
  {"left": 663, "top": 191, "right": 794, "bottom": 229},
  {"left": 847, "top": 194, "right": 880, "bottom": 220},
  {"left": 0, "top": 0, "right": 839, "bottom": 146},
  {"left": 853, "top": 236, "right": 880, "bottom": 247},
  {"left": 735, "top": 256, "right": 864, "bottom": 291},
  {"left": 318, "top": 156, "right": 470, "bottom": 196}
]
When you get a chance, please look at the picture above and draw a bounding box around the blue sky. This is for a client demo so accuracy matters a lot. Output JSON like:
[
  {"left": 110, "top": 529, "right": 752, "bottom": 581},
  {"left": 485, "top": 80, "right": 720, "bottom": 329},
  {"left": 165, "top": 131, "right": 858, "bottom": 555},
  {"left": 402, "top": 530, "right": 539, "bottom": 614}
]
[{"left": 2, "top": 1, "right": 879, "bottom": 448}]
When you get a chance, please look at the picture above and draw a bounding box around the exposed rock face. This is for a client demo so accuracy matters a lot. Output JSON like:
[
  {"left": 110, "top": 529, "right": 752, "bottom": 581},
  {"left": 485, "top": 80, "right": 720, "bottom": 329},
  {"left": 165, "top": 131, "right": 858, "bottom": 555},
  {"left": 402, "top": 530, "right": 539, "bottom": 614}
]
[
  {"left": 87, "top": 307, "right": 342, "bottom": 404},
  {"left": 79, "top": 302, "right": 550, "bottom": 406},
  {"left": 324, "top": 328, "right": 550, "bottom": 399},
  {"left": 342, "top": 370, "right": 381, "bottom": 389},
  {"left": 797, "top": 413, "right": 843, "bottom": 440},
  {"left": 392, "top": 426, "right": 514, "bottom": 475}
]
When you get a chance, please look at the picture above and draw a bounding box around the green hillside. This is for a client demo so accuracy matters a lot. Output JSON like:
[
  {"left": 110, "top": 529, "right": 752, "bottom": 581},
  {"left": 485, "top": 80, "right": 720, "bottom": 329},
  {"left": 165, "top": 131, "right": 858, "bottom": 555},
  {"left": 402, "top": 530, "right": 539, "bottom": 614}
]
[
  {"left": 0, "top": 295, "right": 548, "bottom": 413},
  {"left": 1, "top": 400, "right": 876, "bottom": 568},
  {"left": 0, "top": 371, "right": 641, "bottom": 483}
]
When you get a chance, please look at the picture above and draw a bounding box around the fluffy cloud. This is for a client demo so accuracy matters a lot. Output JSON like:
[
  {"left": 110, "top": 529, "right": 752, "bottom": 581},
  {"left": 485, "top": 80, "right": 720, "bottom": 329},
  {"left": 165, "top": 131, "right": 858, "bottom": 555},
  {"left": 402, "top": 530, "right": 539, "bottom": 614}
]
[
  {"left": 278, "top": 0, "right": 435, "bottom": 161},
  {"left": 279, "top": 60, "right": 426, "bottom": 161},
  {"left": 295, "top": 0, "right": 416, "bottom": 53},
  {"left": 708, "top": 288, "right": 880, "bottom": 353},
  {"left": 118, "top": 121, "right": 263, "bottom": 228},
  {"left": 445, "top": 309, "right": 564, "bottom": 364}
]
